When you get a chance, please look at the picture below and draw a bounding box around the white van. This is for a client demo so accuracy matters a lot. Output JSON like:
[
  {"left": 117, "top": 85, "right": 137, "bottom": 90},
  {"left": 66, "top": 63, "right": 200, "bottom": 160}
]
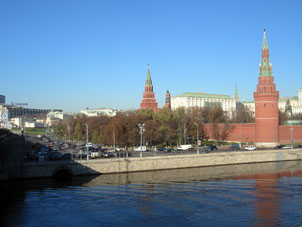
[
  {"left": 177, "top": 144, "right": 192, "bottom": 150},
  {"left": 135, "top": 146, "right": 147, "bottom": 152}
]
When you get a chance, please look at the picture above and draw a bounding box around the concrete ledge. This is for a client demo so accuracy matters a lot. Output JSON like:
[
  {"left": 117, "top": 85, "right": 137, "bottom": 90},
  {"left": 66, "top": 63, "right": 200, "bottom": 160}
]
[
  {"left": 21, "top": 149, "right": 302, "bottom": 178},
  {"left": 81, "top": 149, "right": 302, "bottom": 174}
]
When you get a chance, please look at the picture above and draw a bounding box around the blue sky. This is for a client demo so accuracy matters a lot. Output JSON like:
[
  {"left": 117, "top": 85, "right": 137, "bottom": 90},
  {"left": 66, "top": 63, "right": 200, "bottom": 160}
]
[{"left": 1, "top": 0, "right": 302, "bottom": 112}]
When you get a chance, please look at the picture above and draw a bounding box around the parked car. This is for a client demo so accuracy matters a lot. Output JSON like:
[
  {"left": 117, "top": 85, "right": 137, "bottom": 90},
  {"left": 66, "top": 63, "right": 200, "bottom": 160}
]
[
  {"left": 245, "top": 145, "right": 256, "bottom": 151},
  {"left": 50, "top": 152, "right": 64, "bottom": 160},
  {"left": 165, "top": 148, "right": 175, "bottom": 153},
  {"left": 157, "top": 147, "right": 166, "bottom": 152},
  {"left": 135, "top": 146, "right": 147, "bottom": 152},
  {"left": 202, "top": 145, "right": 217, "bottom": 153},
  {"left": 90, "top": 150, "right": 100, "bottom": 158},
  {"left": 282, "top": 145, "right": 291, "bottom": 149},
  {"left": 102, "top": 152, "right": 114, "bottom": 158},
  {"left": 177, "top": 144, "right": 192, "bottom": 150},
  {"left": 274, "top": 145, "right": 285, "bottom": 149},
  {"left": 229, "top": 144, "right": 240, "bottom": 150},
  {"left": 175, "top": 149, "right": 183, "bottom": 153}
]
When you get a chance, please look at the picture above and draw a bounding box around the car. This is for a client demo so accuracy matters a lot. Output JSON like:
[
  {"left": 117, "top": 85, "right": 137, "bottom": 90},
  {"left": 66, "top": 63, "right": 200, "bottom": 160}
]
[
  {"left": 135, "top": 146, "right": 147, "bottom": 152},
  {"left": 86, "top": 142, "right": 93, "bottom": 148},
  {"left": 175, "top": 149, "right": 183, "bottom": 153},
  {"left": 230, "top": 144, "right": 240, "bottom": 150},
  {"left": 157, "top": 147, "right": 166, "bottom": 152},
  {"left": 186, "top": 147, "right": 196, "bottom": 152},
  {"left": 102, "top": 152, "right": 114, "bottom": 158},
  {"left": 202, "top": 145, "right": 217, "bottom": 153},
  {"left": 165, "top": 148, "right": 175, "bottom": 153},
  {"left": 178, "top": 145, "right": 192, "bottom": 150},
  {"left": 245, "top": 145, "right": 256, "bottom": 151},
  {"left": 50, "top": 152, "right": 64, "bottom": 160},
  {"left": 282, "top": 145, "right": 291, "bottom": 149},
  {"left": 274, "top": 145, "right": 285, "bottom": 149},
  {"left": 90, "top": 150, "right": 100, "bottom": 158}
]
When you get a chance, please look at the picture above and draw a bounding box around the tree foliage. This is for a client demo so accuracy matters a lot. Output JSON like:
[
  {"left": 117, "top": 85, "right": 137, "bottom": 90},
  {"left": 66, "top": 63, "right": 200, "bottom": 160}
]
[{"left": 55, "top": 107, "right": 253, "bottom": 147}]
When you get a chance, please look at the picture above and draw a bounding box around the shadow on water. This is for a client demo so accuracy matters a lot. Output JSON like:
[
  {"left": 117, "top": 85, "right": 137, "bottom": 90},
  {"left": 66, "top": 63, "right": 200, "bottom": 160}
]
[{"left": 0, "top": 174, "right": 98, "bottom": 226}]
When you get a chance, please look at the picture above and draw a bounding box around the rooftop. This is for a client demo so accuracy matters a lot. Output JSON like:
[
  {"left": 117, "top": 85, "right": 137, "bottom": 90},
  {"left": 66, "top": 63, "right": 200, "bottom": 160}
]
[{"left": 173, "top": 92, "right": 233, "bottom": 100}]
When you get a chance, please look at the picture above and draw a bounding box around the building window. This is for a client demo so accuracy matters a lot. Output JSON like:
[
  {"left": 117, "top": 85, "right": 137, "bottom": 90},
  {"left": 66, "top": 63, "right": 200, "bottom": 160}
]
[{"left": 264, "top": 103, "right": 266, "bottom": 108}]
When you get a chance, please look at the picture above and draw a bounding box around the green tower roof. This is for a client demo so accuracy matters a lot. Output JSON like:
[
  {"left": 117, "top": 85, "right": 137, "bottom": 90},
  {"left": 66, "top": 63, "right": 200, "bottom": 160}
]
[
  {"left": 262, "top": 29, "right": 268, "bottom": 49},
  {"left": 259, "top": 29, "right": 273, "bottom": 77},
  {"left": 145, "top": 64, "right": 152, "bottom": 86}
]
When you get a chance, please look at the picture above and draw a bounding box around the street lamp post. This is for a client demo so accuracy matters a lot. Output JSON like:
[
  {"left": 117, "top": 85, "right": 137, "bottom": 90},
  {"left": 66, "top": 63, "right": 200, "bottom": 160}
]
[
  {"left": 138, "top": 124, "right": 145, "bottom": 158},
  {"left": 194, "top": 122, "right": 199, "bottom": 154},
  {"left": 113, "top": 128, "right": 116, "bottom": 150},
  {"left": 85, "top": 123, "right": 89, "bottom": 160},
  {"left": 290, "top": 126, "right": 294, "bottom": 149},
  {"left": 67, "top": 123, "right": 71, "bottom": 142},
  {"left": 240, "top": 122, "right": 242, "bottom": 148},
  {"left": 184, "top": 126, "right": 187, "bottom": 145}
]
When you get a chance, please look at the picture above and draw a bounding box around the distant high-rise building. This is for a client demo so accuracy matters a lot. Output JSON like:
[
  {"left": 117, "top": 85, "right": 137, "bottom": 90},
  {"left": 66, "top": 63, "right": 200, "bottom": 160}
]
[
  {"left": 139, "top": 64, "right": 160, "bottom": 112},
  {"left": 0, "top": 95, "right": 5, "bottom": 104}
]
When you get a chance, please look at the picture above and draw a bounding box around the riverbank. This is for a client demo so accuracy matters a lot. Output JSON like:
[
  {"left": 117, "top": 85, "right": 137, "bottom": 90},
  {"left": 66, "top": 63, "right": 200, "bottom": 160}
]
[{"left": 20, "top": 148, "right": 302, "bottom": 179}]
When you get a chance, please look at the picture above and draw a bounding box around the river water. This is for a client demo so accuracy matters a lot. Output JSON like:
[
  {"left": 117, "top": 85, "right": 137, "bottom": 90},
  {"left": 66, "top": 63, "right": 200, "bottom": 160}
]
[{"left": 1, "top": 161, "right": 302, "bottom": 227}]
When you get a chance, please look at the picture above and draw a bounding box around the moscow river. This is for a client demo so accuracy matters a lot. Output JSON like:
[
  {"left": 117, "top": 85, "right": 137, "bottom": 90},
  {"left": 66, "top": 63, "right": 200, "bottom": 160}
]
[{"left": 1, "top": 161, "right": 302, "bottom": 227}]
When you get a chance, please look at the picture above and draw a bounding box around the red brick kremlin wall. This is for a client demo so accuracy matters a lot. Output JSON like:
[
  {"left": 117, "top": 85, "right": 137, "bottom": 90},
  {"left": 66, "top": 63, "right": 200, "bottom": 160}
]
[
  {"left": 279, "top": 125, "right": 302, "bottom": 144},
  {"left": 203, "top": 123, "right": 302, "bottom": 144},
  {"left": 203, "top": 123, "right": 256, "bottom": 143}
]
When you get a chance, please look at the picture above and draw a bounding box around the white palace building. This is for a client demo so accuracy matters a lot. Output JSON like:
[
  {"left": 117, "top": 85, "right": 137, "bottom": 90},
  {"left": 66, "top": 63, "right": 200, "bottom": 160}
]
[{"left": 171, "top": 91, "right": 237, "bottom": 118}]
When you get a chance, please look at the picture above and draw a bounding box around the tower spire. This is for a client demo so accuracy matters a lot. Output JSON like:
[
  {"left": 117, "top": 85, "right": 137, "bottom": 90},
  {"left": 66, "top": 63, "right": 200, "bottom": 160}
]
[
  {"left": 140, "top": 64, "right": 159, "bottom": 112},
  {"left": 164, "top": 90, "right": 171, "bottom": 109},
  {"left": 262, "top": 28, "right": 268, "bottom": 49},
  {"left": 259, "top": 29, "right": 273, "bottom": 77},
  {"left": 145, "top": 64, "right": 152, "bottom": 86},
  {"left": 234, "top": 83, "right": 239, "bottom": 102}
]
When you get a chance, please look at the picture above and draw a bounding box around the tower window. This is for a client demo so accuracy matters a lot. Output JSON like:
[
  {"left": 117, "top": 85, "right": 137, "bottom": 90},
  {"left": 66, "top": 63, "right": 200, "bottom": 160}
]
[{"left": 264, "top": 103, "right": 266, "bottom": 108}]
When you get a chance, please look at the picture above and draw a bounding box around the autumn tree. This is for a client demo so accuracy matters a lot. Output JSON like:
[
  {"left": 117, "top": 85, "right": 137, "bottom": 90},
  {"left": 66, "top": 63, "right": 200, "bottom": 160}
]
[
  {"left": 233, "top": 104, "right": 255, "bottom": 123},
  {"left": 144, "top": 119, "right": 160, "bottom": 146}
]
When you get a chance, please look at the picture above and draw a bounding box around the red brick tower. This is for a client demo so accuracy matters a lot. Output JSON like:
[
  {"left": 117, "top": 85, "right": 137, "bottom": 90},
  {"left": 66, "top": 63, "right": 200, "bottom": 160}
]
[
  {"left": 140, "top": 64, "right": 159, "bottom": 112},
  {"left": 164, "top": 90, "right": 171, "bottom": 109},
  {"left": 254, "top": 29, "right": 279, "bottom": 147}
]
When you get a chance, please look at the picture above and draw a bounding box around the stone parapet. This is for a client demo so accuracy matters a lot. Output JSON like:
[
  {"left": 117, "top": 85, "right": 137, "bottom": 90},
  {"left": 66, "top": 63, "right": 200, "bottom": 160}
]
[{"left": 20, "top": 149, "right": 302, "bottom": 179}]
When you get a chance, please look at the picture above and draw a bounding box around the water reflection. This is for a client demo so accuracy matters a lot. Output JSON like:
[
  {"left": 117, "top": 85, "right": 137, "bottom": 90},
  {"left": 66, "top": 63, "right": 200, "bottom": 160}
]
[
  {"left": 86, "top": 160, "right": 302, "bottom": 186},
  {"left": 1, "top": 161, "right": 302, "bottom": 226}
]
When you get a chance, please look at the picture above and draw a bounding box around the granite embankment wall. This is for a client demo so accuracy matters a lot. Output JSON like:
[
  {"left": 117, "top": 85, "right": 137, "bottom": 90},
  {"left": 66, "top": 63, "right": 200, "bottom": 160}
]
[{"left": 22, "top": 149, "right": 302, "bottom": 179}]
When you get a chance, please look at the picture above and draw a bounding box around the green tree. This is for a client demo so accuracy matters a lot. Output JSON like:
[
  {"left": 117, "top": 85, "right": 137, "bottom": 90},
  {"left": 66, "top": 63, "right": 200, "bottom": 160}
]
[
  {"left": 55, "top": 125, "right": 64, "bottom": 138},
  {"left": 74, "top": 122, "right": 83, "bottom": 140},
  {"left": 91, "top": 130, "right": 99, "bottom": 144}
]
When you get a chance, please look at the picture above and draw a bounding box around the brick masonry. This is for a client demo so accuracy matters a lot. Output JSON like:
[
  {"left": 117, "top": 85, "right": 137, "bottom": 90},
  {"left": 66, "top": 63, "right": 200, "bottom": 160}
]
[{"left": 203, "top": 123, "right": 302, "bottom": 145}]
